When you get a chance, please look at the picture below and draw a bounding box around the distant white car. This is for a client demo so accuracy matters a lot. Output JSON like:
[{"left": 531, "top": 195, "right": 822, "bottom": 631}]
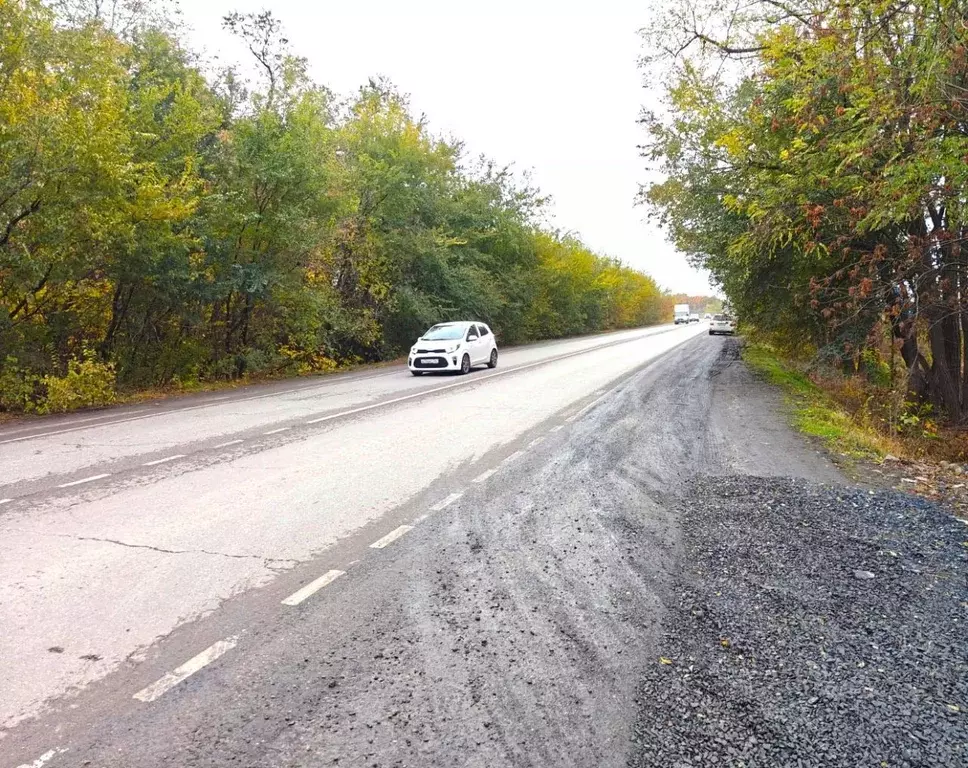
[
  {"left": 709, "top": 314, "right": 736, "bottom": 335},
  {"left": 409, "top": 321, "right": 498, "bottom": 376}
]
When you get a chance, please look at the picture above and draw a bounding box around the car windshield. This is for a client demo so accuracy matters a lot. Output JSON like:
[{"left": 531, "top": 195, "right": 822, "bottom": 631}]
[
  {"left": 421, "top": 325, "right": 467, "bottom": 341},
  {"left": 714, "top": 314, "right": 728, "bottom": 321}
]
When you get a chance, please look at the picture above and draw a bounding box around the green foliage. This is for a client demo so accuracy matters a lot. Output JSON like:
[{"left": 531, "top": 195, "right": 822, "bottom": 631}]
[
  {"left": 0, "top": 2, "right": 671, "bottom": 414},
  {"left": 0, "top": 357, "right": 39, "bottom": 412},
  {"left": 38, "top": 352, "right": 117, "bottom": 414}
]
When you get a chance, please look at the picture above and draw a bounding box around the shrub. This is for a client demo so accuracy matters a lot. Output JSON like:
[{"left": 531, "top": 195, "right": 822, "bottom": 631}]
[
  {"left": 0, "top": 357, "right": 40, "bottom": 413},
  {"left": 38, "top": 352, "right": 117, "bottom": 414}
]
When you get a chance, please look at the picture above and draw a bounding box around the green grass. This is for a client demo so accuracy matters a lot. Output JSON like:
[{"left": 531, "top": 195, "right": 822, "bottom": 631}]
[{"left": 743, "top": 344, "right": 892, "bottom": 460}]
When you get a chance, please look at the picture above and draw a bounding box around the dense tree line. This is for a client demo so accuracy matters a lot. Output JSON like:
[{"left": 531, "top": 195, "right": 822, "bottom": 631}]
[
  {"left": 642, "top": 0, "right": 968, "bottom": 424},
  {"left": 0, "top": 0, "right": 669, "bottom": 412}
]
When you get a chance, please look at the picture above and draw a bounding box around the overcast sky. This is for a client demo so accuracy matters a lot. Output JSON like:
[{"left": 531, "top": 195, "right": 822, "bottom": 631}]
[{"left": 178, "top": 0, "right": 714, "bottom": 295}]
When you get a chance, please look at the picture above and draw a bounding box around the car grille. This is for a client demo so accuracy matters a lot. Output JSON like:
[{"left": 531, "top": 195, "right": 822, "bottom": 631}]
[
  {"left": 416, "top": 348, "right": 445, "bottom": 354},
  {"left": 415, "top": 357, "right": 447, "bottom": 368}
]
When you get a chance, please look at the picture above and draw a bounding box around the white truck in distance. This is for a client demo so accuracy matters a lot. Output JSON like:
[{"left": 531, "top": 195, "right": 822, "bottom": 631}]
[{"left": 674, "top": 304, "right": 691, "bottom": 324}]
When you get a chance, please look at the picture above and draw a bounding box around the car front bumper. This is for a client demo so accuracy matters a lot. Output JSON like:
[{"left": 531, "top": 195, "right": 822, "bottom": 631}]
[{"left": 409, "top": 352, "right": 464, "bottom": 372}]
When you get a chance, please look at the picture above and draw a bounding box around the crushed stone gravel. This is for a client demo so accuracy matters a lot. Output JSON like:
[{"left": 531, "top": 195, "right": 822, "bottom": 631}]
[{"left": 629, "top": 475, "right": 968, "bottom": 768}]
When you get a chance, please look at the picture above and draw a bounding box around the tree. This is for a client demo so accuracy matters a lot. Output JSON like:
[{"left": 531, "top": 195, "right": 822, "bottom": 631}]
[{"left": 641, "top": 0, "right": 968, "bottom": 422}]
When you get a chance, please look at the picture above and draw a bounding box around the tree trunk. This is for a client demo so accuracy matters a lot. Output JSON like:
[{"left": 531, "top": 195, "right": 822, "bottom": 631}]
[
  {"left": 962, "top": 298, "right": 968, "bottom": 423},
  {"left": 900, "top": 332, "right": 930, "bottom": 401},
  {"left": 927, "top": 315, "right": 961, "bottom": 419}
]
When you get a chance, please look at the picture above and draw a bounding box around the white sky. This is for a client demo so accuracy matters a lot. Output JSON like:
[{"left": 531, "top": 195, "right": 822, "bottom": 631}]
[{"left": 178, "top": 0, "right": 714, "bottom": 295}]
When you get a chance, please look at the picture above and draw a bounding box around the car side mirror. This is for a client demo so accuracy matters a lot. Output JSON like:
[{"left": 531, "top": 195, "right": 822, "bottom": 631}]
[{"left": 467, "top": 335, "right": 478, "bottom": 342}]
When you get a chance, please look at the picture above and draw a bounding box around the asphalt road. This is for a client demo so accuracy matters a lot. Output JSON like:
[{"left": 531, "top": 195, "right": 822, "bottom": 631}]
[
  {"left": 4, "top": 324, "right": 960, "bottom": 768},
  {"left": 3, "top": 323, "right": 727, "bottom": 762}
]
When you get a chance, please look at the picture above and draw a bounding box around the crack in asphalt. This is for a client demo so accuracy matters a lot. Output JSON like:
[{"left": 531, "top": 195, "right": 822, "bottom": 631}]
[{"left": 6, "top": 528, "right": 297, "bottom": 568}]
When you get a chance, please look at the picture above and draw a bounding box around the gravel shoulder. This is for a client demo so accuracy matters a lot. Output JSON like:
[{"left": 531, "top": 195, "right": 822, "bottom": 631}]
[{"left": 631, "top": 476, "right": 967, "bottom": 768}]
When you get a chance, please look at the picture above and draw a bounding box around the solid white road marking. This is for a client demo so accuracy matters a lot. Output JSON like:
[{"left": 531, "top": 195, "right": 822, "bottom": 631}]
[
  {"left": 143, "top": 454, "right": 185, "bottom": 467},
  {"left": 133, "top": 636, "right": 239, "bottom": 703},
  {"left": 15, "top": 748, "right": 66, "bottom": 768},
  {"left": 370, "top": 525, "right": 413, "bottom": 549},
  {"left": 263, "top": 427, "right": 291, "bottom": 435},
  {"left": 528, "top": 437, "right": 545, "bottom": 448},
  {"left": 472, "top": 469, "right": 497, "bottom": 484},
  {"left": 502, "top": 450, "right": 525, "bottom": 464},
  {"left": 0, "top": 410, "right": 149, "bottom": 438},
  {"left": 549, "top": 425, "right": 564, "bottom": 433},
  {"left": 213, "top": 439, "right": 243, "bottom": 449},
  {"left": 430, "top": 492, "right": 463, "bottom": 511},
  {"left": 57, "top": 474, "right": 110, "bottom": 489},
  {"left": 303, "top": 327, "right": 681, "bottom": 429},
  {"left": 0, "top": 498, "right": 12, "bottom": 506},
  {"left": 281, "top": 570, "right": 345, "bottom": 606}
]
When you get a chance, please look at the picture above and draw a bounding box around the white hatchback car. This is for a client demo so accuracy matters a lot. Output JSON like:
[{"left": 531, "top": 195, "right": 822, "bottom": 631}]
[
  {"left": 709, "top": 314, "right": 737, "bottom": 335},
  {"left": 409, "top": 321, "right": 498, "bottom": 376}
]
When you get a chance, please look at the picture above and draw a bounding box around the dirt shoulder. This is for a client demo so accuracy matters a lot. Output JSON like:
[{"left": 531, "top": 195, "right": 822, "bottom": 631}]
[{"left": 628, "top": 338, "right": 967, "bottom": 766}]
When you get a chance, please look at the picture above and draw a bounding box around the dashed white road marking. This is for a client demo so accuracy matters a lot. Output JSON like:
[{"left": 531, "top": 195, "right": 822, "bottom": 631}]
[
  {"left": 472, "top": 468, "right": 497, "bottom": 484},
  {"left": 57, "top": 474, "right": 110, "bottom": 489},
  {"left": 549, "top": 425, "right": 564, "bottom": 433},
  {"left": 263, "top": 427, "right": 291, "bottom": 435},
  {"left": 133, "top": 636, "right": 239, "bottom": 703},
  {"left": 370, "top": 525, "right": 413, "bottom": 549},
  {"left": 528, "top": 437, "right": 545, "bottom": 449},
  {"left": 281, "top": 570, "right": 345, "bottom": 606},
  {"left": 0, "top": 498, "right": 12, "bottom": 506},
  {"left": 430, "top": 492, "right": 463, "bottom": 511},
  {"left": 502, "top": 450, "right": 525, "bottom": 464},
  {"left": 206, "top": 395, "right": 232, "bottom": 402},
  {"left": 414, "top": 513, "right": 430, "bottom": 523},
  {"left": 15, "top": 748, "right": 66, "bottom": 768},
  {"left": 143, "top": 454, "right": 185, "bottom": 467},
  {"left": 213, "top": 439, "right": 243, "bottom": 449}
]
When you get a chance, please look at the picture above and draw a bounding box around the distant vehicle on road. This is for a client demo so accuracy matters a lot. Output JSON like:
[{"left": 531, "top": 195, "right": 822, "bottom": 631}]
[
  {"left": 689, "top": 313, "right": 700, "bottom": 323},
  {"left": 409, "top": 321, "right": 498, "bottom": 376},
  {"left": 704, "top": 313, "right": 712, "bottom": 320},
  {"left": 674, "top": 304, "right": 691, "bottom": 324},
  {"left": 709, "top": 314, "right": 736, "bottom": 335}
]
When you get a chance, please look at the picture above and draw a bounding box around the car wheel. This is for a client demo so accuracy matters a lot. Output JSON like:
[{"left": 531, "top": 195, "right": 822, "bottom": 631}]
[
  {"left": 487, "top": 348, "right": 498, "bottom": 369},
  {"left": 708, "top": 330, "right": 714, "bottom": 336},
  {"left": 460, "top": 354, "right": 471, "bottom": 375}
]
